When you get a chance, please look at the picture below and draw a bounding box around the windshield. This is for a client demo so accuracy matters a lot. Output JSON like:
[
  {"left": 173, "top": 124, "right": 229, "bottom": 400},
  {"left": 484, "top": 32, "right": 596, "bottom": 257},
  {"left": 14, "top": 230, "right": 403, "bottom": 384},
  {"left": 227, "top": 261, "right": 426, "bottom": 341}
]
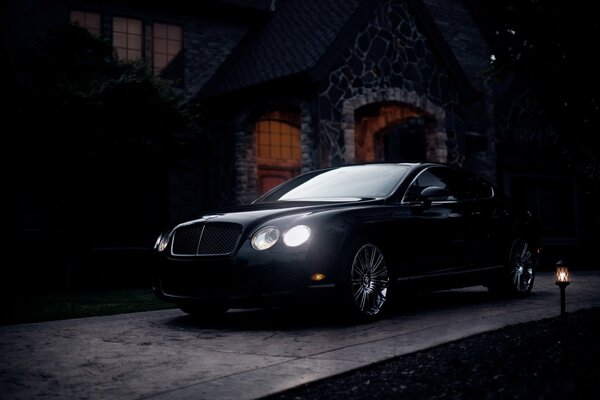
[{"left": 258, "top": 164, "right": 411, "bottom": 202}]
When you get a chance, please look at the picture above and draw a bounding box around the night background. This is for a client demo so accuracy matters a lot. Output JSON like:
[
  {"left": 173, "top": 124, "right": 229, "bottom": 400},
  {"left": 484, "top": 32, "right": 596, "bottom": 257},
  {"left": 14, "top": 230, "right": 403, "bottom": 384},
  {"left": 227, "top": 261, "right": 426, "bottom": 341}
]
[{"left": 2, "top": 0, "right": 599, "bottom": 304}]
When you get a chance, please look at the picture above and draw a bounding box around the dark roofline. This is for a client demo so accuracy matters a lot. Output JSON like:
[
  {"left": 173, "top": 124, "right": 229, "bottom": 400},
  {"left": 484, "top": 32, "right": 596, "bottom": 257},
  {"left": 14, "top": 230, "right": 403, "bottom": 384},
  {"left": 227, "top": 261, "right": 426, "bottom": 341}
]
[
  {"left": 196, "top": 0, "right": 480, "bottom": 103},
  {"left": 310, "top": 0, "right": 481, "bottom": 101},
  {"left": 89, "top": 0, "right": 273, "bottom": 21},
  {"left": 305, "top": 0, "right": 379, "bottom": 82},
  {"left": 197, "top": 71, "right": 318, "bottom": 109}
]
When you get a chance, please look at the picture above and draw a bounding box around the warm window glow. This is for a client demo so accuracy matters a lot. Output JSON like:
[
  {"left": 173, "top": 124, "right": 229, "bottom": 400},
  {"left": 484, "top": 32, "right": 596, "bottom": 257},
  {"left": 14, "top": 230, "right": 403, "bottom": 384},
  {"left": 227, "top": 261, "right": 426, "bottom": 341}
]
[
  {"left": 153, "top": 23, "right": 182, "bottom": 75},
  {"left": 256, "top": 112, "right": 301, "bottom": 161},
  {"left": 113, "top": 17, "right": 143, "bottom": 61},
  {"left": 255, "top": 111, "right": 302, "bottom": 194},
  {"left": 70, "top": 10, "right": 101, "bottom": 36}
]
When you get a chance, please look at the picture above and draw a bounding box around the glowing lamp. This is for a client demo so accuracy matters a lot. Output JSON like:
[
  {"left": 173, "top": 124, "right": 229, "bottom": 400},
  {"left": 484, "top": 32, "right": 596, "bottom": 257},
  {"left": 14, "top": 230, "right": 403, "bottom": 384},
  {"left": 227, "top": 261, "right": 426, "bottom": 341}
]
[
  {"left": 555, "top": 264, "right": 570, "bottom": 283},
  {"left": 555, "top": 260, "right": 570, "bottom": 317},
  {"left": 310, "top": 273, "right": 326, "bottom": 281}
]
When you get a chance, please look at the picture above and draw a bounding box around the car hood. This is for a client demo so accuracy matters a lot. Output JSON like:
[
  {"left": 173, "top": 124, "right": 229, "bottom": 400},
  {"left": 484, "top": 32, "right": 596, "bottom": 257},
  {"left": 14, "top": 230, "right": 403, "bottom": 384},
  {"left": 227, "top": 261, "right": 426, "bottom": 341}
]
[{"left": 175, "top": 199, "right": 384, "bottom": 231}]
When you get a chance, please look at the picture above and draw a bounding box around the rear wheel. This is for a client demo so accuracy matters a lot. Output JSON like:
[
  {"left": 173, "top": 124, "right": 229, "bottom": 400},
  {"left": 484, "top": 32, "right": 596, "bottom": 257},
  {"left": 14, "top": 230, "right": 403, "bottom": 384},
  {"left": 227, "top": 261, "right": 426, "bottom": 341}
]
[
  {"left": 489, "top": 238, "right": 536, "bottom": 295},
  {"left": 340, "top": 243, "right": 390, "bottom": 321}
]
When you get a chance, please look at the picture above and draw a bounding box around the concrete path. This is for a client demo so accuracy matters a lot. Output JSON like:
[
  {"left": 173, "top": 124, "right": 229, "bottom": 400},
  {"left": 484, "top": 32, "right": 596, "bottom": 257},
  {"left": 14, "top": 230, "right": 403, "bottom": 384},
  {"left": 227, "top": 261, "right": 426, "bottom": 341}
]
[{"left": 1, "top": 271, "right": 599, "bottom": 400}]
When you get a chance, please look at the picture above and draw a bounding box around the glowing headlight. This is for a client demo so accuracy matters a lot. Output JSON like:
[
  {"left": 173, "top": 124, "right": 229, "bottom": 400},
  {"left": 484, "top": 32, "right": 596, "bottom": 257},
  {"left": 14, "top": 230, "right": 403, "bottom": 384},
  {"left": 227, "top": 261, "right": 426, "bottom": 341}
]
[
  {"left": 251, "top": 226, "right": 280, "bottom": 250},
  {"left": 154, "top": 232, "right": 170, "bottom": 252},
  {"left": 283, "top": 225, "right": 311, "bottom": 247}
]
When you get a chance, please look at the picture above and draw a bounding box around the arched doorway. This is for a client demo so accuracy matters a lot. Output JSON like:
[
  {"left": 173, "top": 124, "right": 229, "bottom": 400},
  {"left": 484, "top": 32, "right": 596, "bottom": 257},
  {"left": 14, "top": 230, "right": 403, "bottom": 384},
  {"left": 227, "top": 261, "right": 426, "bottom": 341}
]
[
  {"left": 254, "top": 110, "right": 302, "bottom": 194},
  {"left": 375, "top": 117, "right": 428, "bottom": 161},
  {"left": 355, "top": 102, "right": 433, "bottom": 163}
]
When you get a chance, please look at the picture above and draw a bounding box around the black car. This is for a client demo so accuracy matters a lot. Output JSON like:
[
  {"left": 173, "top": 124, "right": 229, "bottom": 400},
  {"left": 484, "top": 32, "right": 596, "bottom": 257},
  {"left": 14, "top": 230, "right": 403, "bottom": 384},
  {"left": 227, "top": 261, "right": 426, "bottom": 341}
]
[{"left": 153, "top": 163, "right": 538, "bottom": 320}]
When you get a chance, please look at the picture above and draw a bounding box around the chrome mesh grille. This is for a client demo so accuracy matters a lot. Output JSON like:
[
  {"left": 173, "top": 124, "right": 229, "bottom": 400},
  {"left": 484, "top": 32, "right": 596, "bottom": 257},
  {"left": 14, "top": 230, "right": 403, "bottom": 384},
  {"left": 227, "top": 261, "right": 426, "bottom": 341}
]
[{"left": 171, "top": 222, "right": 242, "bottom": 256}]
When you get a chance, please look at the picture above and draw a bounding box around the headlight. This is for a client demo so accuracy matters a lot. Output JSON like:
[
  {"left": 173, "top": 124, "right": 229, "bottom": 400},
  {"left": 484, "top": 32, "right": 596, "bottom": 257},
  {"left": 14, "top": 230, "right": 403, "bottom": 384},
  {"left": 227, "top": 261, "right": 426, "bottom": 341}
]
[
  {"left": 283, "top": 225, "right": 311, "bottom": 247},
  {"left": 251, "top": 226, "right": 280, "bottom": 250},
  {"left": 154, "top": 232, "right": 170, "bottom": 252}
]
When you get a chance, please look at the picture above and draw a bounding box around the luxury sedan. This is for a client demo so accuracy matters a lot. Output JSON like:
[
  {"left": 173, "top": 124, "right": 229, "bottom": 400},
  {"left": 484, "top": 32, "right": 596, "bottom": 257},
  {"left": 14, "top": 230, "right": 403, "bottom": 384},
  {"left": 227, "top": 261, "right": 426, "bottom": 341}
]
[{"left": 152, "top": 162, "right": 539, "bottom": 320}]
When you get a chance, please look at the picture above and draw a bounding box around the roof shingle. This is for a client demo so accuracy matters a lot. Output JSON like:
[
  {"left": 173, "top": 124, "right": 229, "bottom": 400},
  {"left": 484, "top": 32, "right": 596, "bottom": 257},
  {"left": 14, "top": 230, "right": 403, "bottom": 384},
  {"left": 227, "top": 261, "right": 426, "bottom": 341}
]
[{"left": 200, "top": 0, "right": 363, "bottom": 97}]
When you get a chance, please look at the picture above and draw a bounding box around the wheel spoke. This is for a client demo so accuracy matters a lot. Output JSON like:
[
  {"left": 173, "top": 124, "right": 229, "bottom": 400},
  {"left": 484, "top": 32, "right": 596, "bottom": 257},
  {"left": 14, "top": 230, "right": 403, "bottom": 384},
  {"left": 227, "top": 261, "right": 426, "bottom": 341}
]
[{"left": 370, "top": 254, "right": 384, "bottom": 272}]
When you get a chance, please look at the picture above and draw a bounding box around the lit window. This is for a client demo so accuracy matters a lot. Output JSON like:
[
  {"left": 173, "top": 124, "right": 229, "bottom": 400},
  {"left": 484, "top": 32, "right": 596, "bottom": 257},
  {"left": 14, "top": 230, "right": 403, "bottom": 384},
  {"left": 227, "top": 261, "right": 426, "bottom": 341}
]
[
  {"left": 113, "top": 17, "right": 143, "bottom": 61},
  {"left": 256, "top": 111, "right": 301, "bottom": 161},
  {"left": 255, "top": 111, "right": 302, "bottom": 194},
  {"left": 153, "top": 23, "right": 182, "bottom": 75},
  {"left": 70, "top": 10, "right": 101, "bottom": 36}
]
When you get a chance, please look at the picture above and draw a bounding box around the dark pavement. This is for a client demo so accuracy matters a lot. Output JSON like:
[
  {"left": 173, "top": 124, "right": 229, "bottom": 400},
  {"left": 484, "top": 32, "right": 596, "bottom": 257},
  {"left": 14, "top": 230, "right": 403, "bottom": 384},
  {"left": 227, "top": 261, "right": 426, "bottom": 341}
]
[{"left": 1, "top": 272, "right": 599, "bottom": 400}]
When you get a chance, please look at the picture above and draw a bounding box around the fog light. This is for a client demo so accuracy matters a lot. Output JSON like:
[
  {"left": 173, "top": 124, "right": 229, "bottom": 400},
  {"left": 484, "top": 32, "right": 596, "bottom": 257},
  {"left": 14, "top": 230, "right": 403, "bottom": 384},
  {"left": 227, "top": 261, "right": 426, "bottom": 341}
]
[{"left": 310, "top": 273, "right": 326, "bottom": 281}]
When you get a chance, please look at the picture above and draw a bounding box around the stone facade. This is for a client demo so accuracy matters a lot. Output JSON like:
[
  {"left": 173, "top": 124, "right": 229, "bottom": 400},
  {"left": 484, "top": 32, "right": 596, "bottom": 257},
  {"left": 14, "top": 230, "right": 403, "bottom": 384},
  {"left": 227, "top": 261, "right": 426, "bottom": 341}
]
[
  {"left": 318, "top": 0, "right": 451, "bottom": 163},
  {"left": 311, "top": 0, "right": 482, "bottom": 171},
  {"left": 230, "top": 0, "right": 500, "bottom": 202}
]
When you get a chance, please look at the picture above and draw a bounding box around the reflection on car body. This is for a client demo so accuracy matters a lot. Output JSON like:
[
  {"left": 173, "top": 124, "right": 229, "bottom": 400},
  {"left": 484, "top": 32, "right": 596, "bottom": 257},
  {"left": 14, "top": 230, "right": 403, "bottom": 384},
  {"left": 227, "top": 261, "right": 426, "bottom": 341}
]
[{"left": 153, "top": 162, "right": 539, "bottom": 320}]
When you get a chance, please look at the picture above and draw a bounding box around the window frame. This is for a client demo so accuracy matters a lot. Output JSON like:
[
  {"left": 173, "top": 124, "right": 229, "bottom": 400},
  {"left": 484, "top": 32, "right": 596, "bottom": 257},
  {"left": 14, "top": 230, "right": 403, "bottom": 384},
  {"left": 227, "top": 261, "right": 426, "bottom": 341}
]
[
  {"left": 70, "top": 10, "right": 102, "bottom": 36},
  {"left": 401, "top": 166, "right": 495, "bottom": 204},
  {"left": 255, "top": 112, "right": 302, "bottom": 167},
  {"left": 112, "top": 16, "right": 144, "bottom": 61},
  {"left": 152, "top": 22, "right": 183, "bottom": 76}
]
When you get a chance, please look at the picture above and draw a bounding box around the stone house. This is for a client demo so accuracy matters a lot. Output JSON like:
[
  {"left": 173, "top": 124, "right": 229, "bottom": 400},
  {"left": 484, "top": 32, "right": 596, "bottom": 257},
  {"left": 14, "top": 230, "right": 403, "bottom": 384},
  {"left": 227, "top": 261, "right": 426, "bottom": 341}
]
[{"left": 3, "top": 0, "right": 584, "bottom": 285}]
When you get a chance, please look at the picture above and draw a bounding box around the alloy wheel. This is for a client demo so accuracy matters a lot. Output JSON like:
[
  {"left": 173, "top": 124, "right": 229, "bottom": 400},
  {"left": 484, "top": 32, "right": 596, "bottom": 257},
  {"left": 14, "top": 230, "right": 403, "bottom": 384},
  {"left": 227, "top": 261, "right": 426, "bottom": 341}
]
[
  {"left": 350, "top": 244, "right": 390, "bottom": 316},
  {"left": 508, "top": 238, "right": 535, "bottom": 293}
]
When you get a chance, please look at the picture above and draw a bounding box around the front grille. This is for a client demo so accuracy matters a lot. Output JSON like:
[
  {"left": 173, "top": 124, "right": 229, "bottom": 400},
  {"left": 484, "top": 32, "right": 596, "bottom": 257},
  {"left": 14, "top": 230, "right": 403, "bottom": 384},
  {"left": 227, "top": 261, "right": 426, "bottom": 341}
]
[{"left": 171, "top": 222, "right": 242, "bottom": 256}]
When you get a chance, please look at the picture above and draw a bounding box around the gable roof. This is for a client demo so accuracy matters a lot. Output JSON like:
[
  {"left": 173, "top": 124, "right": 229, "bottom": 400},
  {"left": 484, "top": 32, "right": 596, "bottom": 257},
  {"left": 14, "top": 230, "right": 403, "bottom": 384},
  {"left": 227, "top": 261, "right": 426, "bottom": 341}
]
[
  {"left": 216, "top": 0, "right": 274, "bottom": 11},
  {"left": 199, "top": 0, "right": 364, "bottom": 99},
  {"left": 198, "top": 0, "right": 479, "bottom": 100},
  {"left": 422, "top": 0, "right": 491, "bottom": 92}
]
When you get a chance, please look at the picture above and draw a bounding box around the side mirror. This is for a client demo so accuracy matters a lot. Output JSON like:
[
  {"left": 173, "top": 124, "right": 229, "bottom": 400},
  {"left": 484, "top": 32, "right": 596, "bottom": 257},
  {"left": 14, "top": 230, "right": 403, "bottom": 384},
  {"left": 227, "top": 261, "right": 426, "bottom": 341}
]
[{"left": 420, "top": 186, "right": 449, "bottom": 201}]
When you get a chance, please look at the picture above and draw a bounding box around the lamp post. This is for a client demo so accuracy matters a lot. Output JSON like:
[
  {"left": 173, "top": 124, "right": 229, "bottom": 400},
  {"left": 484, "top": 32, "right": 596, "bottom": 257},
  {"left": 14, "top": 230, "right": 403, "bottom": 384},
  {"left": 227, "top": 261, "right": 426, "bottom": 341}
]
[{"left": 555, "top": 260, "right": 570, "bottom": 317}]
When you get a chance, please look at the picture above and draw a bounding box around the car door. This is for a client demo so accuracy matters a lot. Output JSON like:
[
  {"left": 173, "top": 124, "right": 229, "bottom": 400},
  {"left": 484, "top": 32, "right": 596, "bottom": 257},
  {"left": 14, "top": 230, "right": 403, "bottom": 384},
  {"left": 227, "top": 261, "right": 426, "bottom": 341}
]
[
  {"left": 393, "top": 166, "right": 470, "bottom": 277},
  {"left": 455, "top": 171, "right": 505, "bottom": 269}
]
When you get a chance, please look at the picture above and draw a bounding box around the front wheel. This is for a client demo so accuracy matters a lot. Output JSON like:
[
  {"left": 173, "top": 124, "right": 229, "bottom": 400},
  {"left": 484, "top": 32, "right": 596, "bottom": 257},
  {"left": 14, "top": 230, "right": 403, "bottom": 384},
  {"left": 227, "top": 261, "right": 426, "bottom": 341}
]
[
  {"left": 340, "top": 243, "right": 391, "bottom": 321},
  {"left": 489, "top": 238, "right": 536, "bottom": 295}
]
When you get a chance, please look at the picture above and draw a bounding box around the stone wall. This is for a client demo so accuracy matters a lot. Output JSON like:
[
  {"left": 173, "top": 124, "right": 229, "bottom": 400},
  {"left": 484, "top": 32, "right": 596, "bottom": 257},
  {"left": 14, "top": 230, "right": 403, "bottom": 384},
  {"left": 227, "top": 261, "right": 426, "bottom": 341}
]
[{"left": 315, "top": 0, "right": 464, "bottom": 167}]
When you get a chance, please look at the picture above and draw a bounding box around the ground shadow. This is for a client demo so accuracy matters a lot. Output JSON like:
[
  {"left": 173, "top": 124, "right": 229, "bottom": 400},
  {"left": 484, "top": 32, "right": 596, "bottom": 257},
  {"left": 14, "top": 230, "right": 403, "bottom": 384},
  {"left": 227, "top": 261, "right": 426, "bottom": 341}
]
[{"left": 163, "top": 285, "right": 551, "bottom": 331}]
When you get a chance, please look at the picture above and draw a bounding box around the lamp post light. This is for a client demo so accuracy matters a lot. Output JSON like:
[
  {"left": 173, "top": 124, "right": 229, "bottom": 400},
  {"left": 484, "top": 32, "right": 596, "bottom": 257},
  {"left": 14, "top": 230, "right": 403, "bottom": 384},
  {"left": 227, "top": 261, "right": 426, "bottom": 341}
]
[{"left": 555, "top": 260, "right": 570, "bottom": 317}]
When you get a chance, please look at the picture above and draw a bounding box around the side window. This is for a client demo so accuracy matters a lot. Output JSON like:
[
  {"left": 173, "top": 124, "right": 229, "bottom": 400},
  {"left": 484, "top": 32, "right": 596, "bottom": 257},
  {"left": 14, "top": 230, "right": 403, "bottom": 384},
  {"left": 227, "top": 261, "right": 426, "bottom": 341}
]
[
  {"left": 463, "top": 173, "right": 494, "bottom": 200},
  {"left": 403, "top": 169, "right": 449, "bottom": 202},
  {"left": 403, "top": 167, "right": 493, "bottom": 202}
]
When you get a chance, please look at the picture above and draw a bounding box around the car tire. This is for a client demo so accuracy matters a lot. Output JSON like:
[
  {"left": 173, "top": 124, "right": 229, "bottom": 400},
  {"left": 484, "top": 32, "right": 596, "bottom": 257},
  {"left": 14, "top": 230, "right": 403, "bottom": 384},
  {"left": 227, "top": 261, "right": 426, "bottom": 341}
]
[
  {"left": 488, "top": 238, "right": 536, "bottom": 295},
  {"left": 338, "top": 242, "right": 391, "bottom": 321}
]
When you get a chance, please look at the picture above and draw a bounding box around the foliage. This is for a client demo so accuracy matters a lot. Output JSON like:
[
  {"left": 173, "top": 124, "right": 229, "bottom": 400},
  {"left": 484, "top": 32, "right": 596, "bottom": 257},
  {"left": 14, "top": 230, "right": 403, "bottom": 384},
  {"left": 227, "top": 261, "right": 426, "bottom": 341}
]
[
  {"left": 10, "top": 23, "right": 199, "bottom": 285},
  {"left": 0, "top": 288, "right": 175, "bottom": 326},
  {"left": 481, "top": 0, "right": 600, "bottom": 183},
  {"left": 19, "top": 22, "right": 193, "bottom": 162}
]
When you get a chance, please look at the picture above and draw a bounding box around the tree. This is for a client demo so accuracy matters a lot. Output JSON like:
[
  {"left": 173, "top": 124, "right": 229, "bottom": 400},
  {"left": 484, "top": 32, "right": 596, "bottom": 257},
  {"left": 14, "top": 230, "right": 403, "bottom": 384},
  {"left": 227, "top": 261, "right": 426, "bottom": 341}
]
[
  {"left": 479, "top": 0, "right": 600, "bottom": 181},
  {"left": 12, "top": 23, "right": 194, "bottom": 288},
  {"left": 475, "top": 0, "right": 600, "bottom": 264}
]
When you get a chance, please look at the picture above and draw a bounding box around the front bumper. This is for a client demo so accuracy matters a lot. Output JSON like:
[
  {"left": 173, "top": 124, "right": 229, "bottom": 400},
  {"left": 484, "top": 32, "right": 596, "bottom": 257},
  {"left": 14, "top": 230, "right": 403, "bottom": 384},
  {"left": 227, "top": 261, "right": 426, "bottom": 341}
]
[{"left": 152, "top": 239, "right": 338, "bottom": 308}]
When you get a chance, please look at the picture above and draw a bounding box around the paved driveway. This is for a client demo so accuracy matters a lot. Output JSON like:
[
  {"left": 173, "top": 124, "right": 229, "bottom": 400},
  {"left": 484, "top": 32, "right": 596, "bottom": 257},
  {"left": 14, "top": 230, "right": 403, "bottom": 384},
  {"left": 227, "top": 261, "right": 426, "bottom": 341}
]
[{"left": 1, "top": 272, "right": 599, "bottom": 400}]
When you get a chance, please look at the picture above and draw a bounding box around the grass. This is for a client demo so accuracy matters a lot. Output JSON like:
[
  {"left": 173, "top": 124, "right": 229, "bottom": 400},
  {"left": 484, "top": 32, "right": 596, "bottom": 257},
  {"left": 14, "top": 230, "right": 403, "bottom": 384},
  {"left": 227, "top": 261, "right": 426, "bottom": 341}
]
[{"left": 0, "top": 287, "right": 176, "bottom": 326}]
